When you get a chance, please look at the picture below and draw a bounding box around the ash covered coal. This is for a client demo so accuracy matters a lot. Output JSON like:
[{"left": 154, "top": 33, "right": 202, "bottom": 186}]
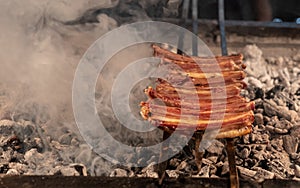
[
  {"left": 140, "top": 45, "right": 300, "bottom": 182},
  {"left": 0, "top": 0, "right": 121, "bottom": 177},
  {"left": 0, "top": 0, "right": 299, "bottom": 184},
  {"left": 0, "top": 0, "right": 179, "bottom": 177},
  {"left": 110, "top": 45, "right": 300, "bottom": 181}
]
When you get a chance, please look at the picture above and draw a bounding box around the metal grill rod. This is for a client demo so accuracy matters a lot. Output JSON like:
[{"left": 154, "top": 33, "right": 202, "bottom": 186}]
[
  {"left": 158, "top": 0, "right": 192, "bottom": 184},
  {"left": 218, "top": 0, "right": 228, "bottom": 56},
  {"left": 190, "top": 0, "right": 205, "bottom": 175},
  {"left": 158, "top": 0, "right": 203, "bottom": 184},
  {"left": 218, "top": 0, "right": 239, "bottom": 188},
  {"left": 159, "top": 1, "right": 239, "bottom": 186},
  {"left": 177, "top": 0, "right": 190, "bottom": 55},
  {"left": 154, "top": 18, "right": 300, "bottom": 29},
  {"left": 192, "top": 0, "right": 198, "bottom": 56}
]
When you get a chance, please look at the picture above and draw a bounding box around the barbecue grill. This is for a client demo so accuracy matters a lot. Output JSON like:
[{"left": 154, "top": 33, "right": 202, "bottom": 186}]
[
  {"left": 140, "top": 1, "right": 253, "bottom": 187},
  {"left": 1, "top": 1, "right": 300, "bottom": 188}
]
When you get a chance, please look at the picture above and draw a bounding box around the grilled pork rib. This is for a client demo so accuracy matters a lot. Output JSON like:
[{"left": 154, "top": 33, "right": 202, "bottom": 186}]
[{"left": 140, "top": 45, "right": 254, "bottom": 138}]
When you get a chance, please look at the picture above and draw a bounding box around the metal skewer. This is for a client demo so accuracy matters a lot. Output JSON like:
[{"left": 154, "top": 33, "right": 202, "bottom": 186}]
[
  {"left": 190, "top": 0, "right": 204, "bottom": 174},
  {"left": 159, "top": 1, "right": 239, "bottom": 186},
  {"left": 218, "top": 0, "right": 239, "bottom": 187},
  {"left": 177, "top": 0, "right": 190, "bottom": 55},
  {"left": 158, "top": 0, "right": 191, "bottom": 184},
  {"left": 218, "top": 0, "right": 228, "bottom": 56},
  {"left": 158, "top": 0, "right": 203, "bottom": 184},
  {"left": 192, "top": 0, "right": 198, "bottom": 56}
]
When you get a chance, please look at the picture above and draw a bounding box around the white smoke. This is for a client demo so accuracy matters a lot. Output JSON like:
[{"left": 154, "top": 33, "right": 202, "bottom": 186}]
[{"left": 0, "top": 0, "right": 118, "bottom": 131}]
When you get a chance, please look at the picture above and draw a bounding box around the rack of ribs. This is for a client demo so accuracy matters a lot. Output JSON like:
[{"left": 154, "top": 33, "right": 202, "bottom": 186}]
[{"left": 140, "top": 44, "right": 255, "bottom": 139}]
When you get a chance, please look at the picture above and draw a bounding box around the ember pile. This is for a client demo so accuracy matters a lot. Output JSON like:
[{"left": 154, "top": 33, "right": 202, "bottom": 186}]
[
  {"left": 140, "top": 44, "right": 255, "bottom": 138},
  {"left": 139, "top": 45, "right": 300, "bottom": 182},
  {"left": 0, "top": 45, "right": 299, "bottom": 183}
]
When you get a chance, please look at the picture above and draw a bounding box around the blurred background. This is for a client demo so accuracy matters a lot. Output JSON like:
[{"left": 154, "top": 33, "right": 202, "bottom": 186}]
[{"left": 180, "top": 0, "right": 300, "bottom": 22}]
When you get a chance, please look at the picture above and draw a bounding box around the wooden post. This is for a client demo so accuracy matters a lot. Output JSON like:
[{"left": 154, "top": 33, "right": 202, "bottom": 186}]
[
  {"left": 158, "top": 131, "right": 172, "bottom": 185},
  {"left": 193, "top": 131, "right": 204, "bottom": 174},
  {"left": 226, "top": 138, "right": 239, "bottom": 188}
]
